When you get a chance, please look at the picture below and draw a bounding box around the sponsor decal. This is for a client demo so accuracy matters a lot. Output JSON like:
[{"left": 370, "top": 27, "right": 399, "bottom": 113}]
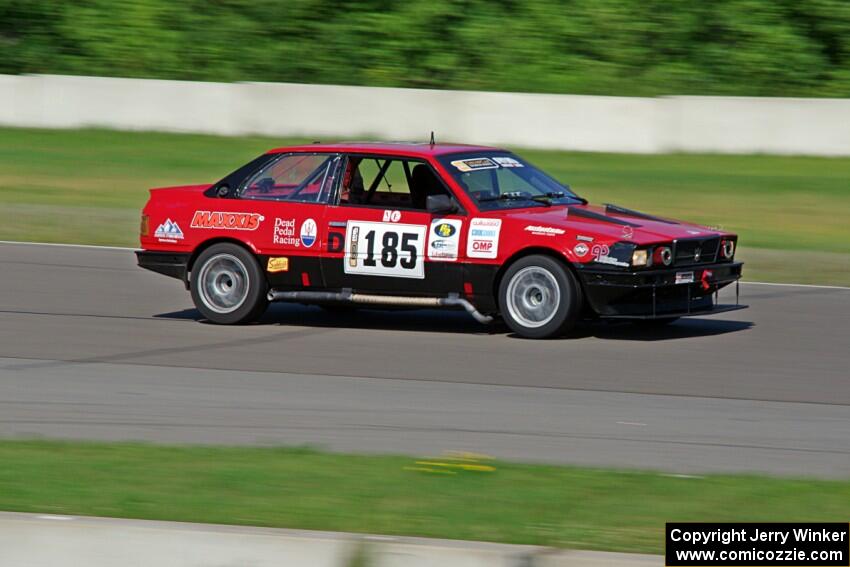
[
  {"left": 591, "top": 244, "right": 610, "bottom": 259},
  {"left": 596, "top": 255, "right": 629, "bottom": 267},
  {"left": 273, "top": 218, "right": 299, "bottom": 246},
  {"left": 348, "top": 225, "right": 360, "bottom": 268},
  {"left": 191, "top": 211, "right": 263, "bottom": 231},
  {"left": 492, "top": 156, "right": 524, "bottom": 168},
  {"left": 589, "top": 243, "right": 628, "bottom": 267},
  {"left": 467, "top": 218, "right": 502, "bottom": 259},
  {"left": 382, "top": 210, "right": 402, "bottom": 222},
  {"left": 621, "top": 225, "right": 634, "bottom": 239},
  {"left": 676, "top": 271, "right": 695, "bottom": 285},
  {"left": 576, "top": 234, "right": 594, "bottom": 242},
  {"left": 450, "top": 158, "right": 498, "bottom": 172},
  {"left": 574, "top": 243, "right": 589, "bottom": 257},
  {"left": 154, "top": 218, "right": 184, "bottom": 242},
  {"left": 434, "top": 222, "right": 456, "bottom": 238},
  {"left": 327, "top": 230, "right": 345, "bottom": 253},
  {"left": 428, "top": 219, "right": 462, "bottom": 262},
  {"left": 300, "top": 218, "right": 317, "bottom": 248},
  {"left": 345, "top": 221, "right": 427, "bottom": 278},
  {"left": 701, "top": 269, "right": 714, "bottom": 291},
  {"left": 524, "top": 225, "right": 565, "bottom": 236},
  {"left": 267, "top": 257, "right": 289, "bottom": 273}
]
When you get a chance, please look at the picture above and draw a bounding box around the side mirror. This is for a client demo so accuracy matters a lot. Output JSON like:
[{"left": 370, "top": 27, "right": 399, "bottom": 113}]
[{"left": 426, "top": 194, "right": 457, "bottom": 214}]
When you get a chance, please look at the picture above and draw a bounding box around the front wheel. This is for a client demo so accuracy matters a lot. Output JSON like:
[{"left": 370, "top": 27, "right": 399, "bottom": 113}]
[
  {"left": 498, "top": 255, "right": 582, "bottom": 339},
  {"left": 190, "top": 243, "right": 268, "bottom": 324}
]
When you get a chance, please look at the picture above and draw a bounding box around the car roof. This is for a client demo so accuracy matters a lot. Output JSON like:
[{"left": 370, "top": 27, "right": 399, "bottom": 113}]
[{"left": 267, "top": 141, "right": 503, "bottom": 158}]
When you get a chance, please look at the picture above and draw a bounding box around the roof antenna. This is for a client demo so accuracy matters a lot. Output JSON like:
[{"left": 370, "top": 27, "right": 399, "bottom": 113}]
[{"left": 429, "top": 131, "right": 435, "bottom": 147}]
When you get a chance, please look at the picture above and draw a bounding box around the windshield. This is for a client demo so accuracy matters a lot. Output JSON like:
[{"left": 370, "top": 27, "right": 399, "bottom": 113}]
[{"left": 437, "top": 152, "right": 584, "bottom": 210}]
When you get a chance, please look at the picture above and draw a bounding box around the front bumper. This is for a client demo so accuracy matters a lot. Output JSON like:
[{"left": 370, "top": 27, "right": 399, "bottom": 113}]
[
  {"left": 576, "top": 261, "right": 746, "bottom": 319},
  {"left": 136, "top": 250, "right": 190, "bottom": 285}
]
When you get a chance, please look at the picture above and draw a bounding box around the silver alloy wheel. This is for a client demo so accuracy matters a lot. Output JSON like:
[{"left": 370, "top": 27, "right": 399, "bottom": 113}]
[
  {"left": 197, "top": 253, "right": 250, "bottom": 314},
  {"left": 505, "top": 266, "right": 561, "bottom": 329}
]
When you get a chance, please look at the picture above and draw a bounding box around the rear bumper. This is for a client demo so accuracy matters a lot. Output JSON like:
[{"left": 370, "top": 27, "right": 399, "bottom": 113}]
[
  {"left": 575, "top": 261, "right": 746, "bottom": 319},
  {"left": 136, "top": 250, "right": 190, "bottom": 284}
]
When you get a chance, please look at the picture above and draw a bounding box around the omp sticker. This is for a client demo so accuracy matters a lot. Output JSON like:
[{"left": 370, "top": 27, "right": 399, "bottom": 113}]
[
  {"left": 450, "top": 158, "right": 498, "bottom": 172},
  {"left": 300, "top": 218, "right": 317, "bottom": 248},
  {"left": 267, "top": 257, "right": 289, "bottom": 273},
  {"left": 191, "top": 211, "right": 263, "bottom": 231},
  {"left": 345, "top": 221, "right": 427, "bottom": 279},
  {"left": 492, "top": 157, "right": 524, "bottom": 168},
  {"left": 428, "top": 219, "right": 462, "bottom": 262},
  {"left": 467, "top": 218, "right": 502, "bottom": 259},
  {"left": 154, "top": 219, "right": 184, "bottom": 241}
]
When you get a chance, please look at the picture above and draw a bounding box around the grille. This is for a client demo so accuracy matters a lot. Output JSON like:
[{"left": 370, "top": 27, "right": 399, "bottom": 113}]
[{"left": 674, "top": 237, "right": 719, "bottom": 266}]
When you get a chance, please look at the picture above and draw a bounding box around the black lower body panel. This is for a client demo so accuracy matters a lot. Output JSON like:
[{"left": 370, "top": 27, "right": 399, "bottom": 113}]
[
  {"left": 136, "top": 250, "right": 190, "bottom": 284},
  {"left": 576, "top": 261, "right": 745, "bottom": 319}
]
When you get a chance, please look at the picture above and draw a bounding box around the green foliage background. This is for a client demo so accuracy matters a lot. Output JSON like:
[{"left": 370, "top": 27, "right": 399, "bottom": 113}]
[{"left": 2, "top": 0, "right": 850, "bottom": 96}]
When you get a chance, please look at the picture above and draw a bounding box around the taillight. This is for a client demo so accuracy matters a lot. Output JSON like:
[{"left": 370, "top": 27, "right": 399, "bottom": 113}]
[
  {"left": 140, "top": 214, "right": 150, "bottom": 236},
  {"left": 720, "top": 239, "right": 735, "bottom": 259},
  {"left": 653, "top": 246, "right": 673, "bottom": 266}
]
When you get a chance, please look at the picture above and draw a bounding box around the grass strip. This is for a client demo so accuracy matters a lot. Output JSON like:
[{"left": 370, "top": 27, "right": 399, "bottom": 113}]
[{"left": 1, "top": 440, "right": 848, "bottom": 554}]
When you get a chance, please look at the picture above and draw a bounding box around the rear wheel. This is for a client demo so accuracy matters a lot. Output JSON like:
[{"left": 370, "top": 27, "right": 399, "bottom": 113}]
[
  {"left": 190, "top": 243, "right": 268, "bottom": 324},
  {"left": 498, "top": 255, "right": 582, "bottom": 339}
]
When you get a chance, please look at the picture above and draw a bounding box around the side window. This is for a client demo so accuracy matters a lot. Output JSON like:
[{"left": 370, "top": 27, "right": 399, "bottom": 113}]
[
  {"left": 338, "top": 156, "right": 450, "bottom": 211},
  {"left": 241, "top": 153, "right": 340, "bottom": 203}
]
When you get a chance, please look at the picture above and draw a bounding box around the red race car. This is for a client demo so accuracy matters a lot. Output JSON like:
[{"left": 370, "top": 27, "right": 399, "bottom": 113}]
[{"left": 137, "top": 142, "right": 745, "bottom": 338}]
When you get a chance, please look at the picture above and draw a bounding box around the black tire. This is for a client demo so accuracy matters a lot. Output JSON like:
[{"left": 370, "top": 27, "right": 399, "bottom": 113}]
[
  {"left": 190, "top": 243, "right": 268, "bottom": 324},
  {"left": 498, "top": 254, "right": 582, "bottom": 339}
]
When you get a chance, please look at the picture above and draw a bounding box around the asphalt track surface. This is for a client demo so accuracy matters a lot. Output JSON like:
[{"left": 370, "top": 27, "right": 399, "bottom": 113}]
[{"left": 1, "top": 242, "right": 848, "bottom": 477}]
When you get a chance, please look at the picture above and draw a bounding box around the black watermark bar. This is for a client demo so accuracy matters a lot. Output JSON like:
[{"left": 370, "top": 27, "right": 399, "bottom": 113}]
[{"left": 666, "top": 523, "right": 849, "bottom": 566}]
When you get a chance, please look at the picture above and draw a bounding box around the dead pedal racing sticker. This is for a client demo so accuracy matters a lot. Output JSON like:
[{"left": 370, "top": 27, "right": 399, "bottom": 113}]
[
  {"left": 467, "top": 218, "right": 502, "bottom": 259},
  {"left": 273, "top": 218, "right": 298, "bottom": 246},
  {"left": 154, "top": 219, "right": 184, "bottom": 242},
  {"left": 345, "top": 221, "right": 427, "bottom": 279},
  {"left": 267, "top": 257, "right": 289, "bottom": 273},
  {"left": 428, "top": 219, "right": 462, "bottom": 262},
  {"left": 191, "top": 211, "right": 263, "bottom": 231}
]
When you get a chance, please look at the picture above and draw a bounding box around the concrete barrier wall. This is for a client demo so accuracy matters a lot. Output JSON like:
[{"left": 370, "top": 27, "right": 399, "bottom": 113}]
[
  {"left": 1, "top": 74, "right": 849, "bottom": 155},
  {"left": 0, "top": 512, "right": 659, "bottom": 567}
]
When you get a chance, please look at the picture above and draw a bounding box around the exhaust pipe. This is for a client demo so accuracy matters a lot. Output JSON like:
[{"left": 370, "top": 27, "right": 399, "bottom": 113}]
[{"left": 267, "top": 289, "right": 493, "bottom": 324}]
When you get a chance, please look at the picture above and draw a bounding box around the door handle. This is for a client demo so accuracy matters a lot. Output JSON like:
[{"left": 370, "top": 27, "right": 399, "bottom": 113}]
[{"left": 329, "top": 221, "right": 347, "bottom": 228}]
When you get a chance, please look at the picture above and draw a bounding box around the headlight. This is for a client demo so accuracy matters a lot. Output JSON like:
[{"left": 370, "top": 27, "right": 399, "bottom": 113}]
[
  {"left": 653, "top": 246, "right": 673, "bottom": 266},
  {"left": 720, "top": 239, "right": 735, "bottom": 259},
  {"left": 631, "top": 249, "right": 648, "bottom": 267}
]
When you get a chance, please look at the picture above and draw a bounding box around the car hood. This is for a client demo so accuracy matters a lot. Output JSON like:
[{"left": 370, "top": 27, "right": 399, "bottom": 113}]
[{"left": 508, "top": 204, "right": 724, "bottom": 243}]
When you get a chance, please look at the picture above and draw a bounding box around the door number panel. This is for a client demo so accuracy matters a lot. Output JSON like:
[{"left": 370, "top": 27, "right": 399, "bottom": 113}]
[{"left": 344, "top": 221, "right": 427, "bottom": 279}]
